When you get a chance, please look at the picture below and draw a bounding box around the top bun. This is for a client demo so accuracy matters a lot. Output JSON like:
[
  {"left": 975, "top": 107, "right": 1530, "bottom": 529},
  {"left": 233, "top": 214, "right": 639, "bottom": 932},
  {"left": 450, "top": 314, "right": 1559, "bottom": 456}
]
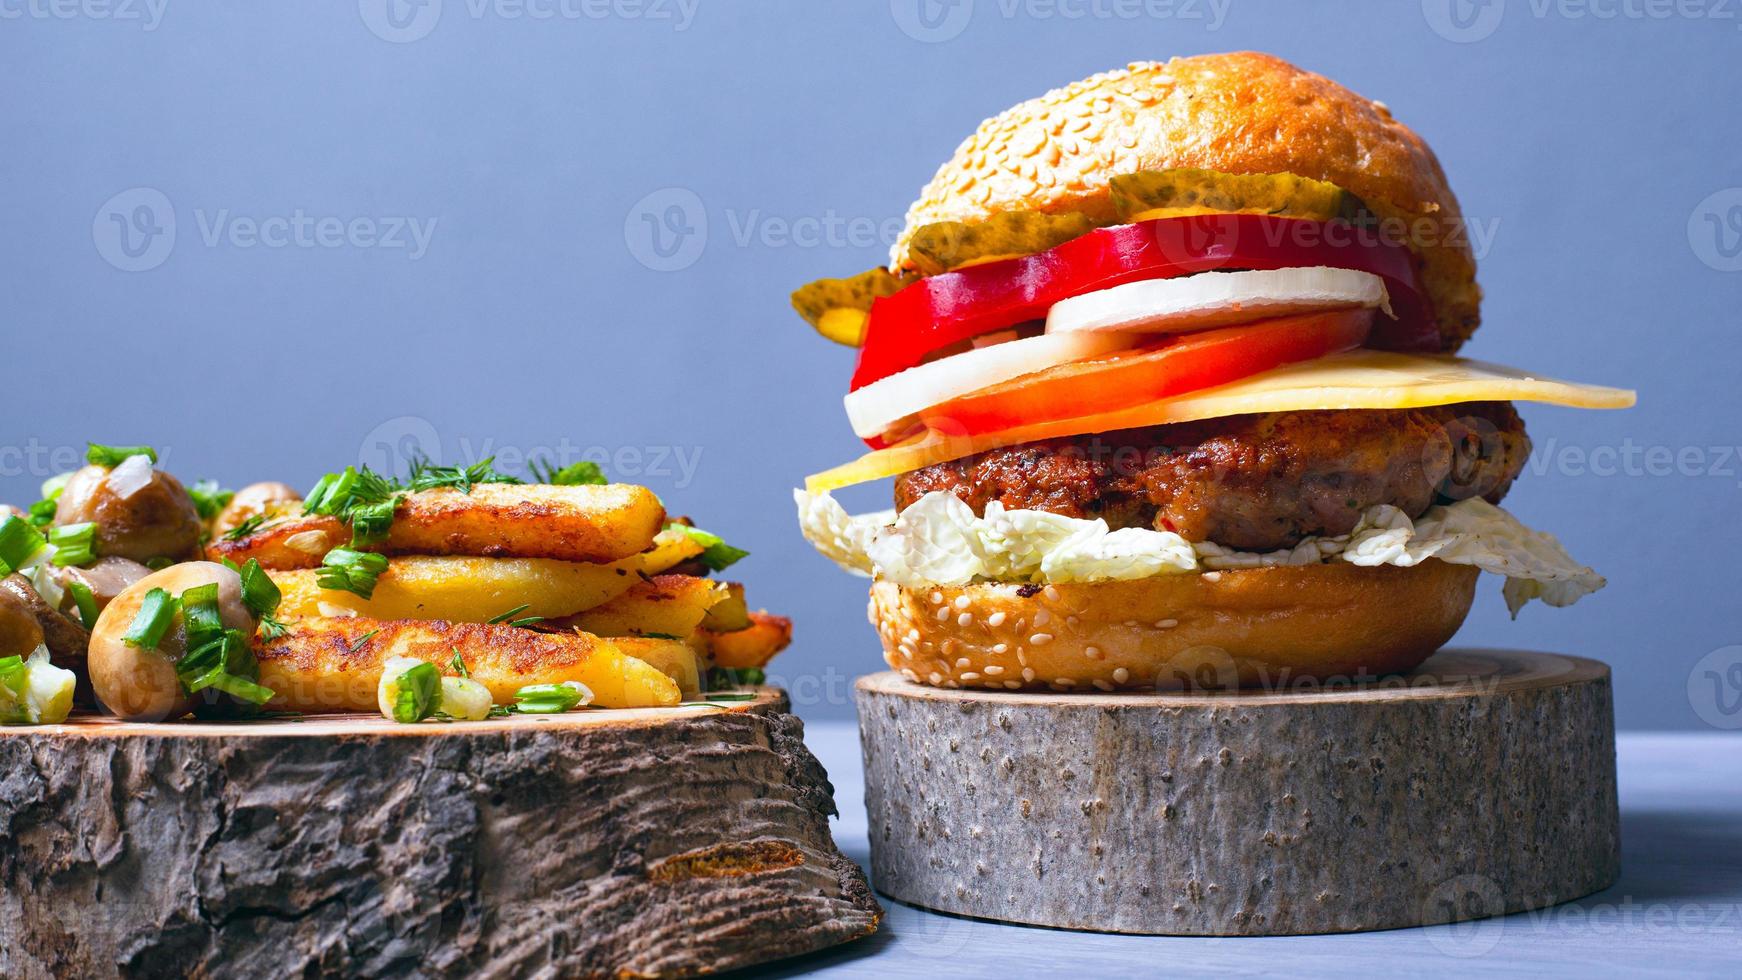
[{"left": 892, "top": 53, "right": 1480, "bottom": 352}]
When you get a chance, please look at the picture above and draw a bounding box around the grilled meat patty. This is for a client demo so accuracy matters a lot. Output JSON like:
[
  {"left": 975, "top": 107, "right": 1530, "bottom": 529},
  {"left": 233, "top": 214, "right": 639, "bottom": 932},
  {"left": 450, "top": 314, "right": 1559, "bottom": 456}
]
[{"left": 893, "top": 404, "right": 1530, "bottom": 551}]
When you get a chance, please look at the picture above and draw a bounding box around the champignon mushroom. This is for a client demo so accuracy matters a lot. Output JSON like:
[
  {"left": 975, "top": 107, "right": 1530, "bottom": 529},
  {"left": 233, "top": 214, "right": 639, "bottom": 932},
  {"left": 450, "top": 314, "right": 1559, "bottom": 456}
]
[
  {"left": 86, "top": 561, "right": 258, "bottom": 722},
  {"left": 210, "top": 481, "right": 302, "bottom": 539},
  {"left": 44, "top": 556, "right": 153, "bottom": 620},
  {"left": 0, "top": 574, "right": 92, "bottom": 701},
  {"left": 54, "top": 462, "right": 203, "bottom": 564},
  {"left": 0, "top": 586, "right": 46, "bottom": 659}
]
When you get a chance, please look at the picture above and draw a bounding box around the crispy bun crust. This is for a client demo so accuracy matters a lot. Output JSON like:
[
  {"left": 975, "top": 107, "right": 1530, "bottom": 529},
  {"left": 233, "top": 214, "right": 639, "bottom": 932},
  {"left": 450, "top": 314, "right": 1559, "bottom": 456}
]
[
  {"left": 893, "top": 53, "right": 1480, "bottom": 351},
  {"left": 870, "top": 560, "right": 1479, "bottom": 691}
]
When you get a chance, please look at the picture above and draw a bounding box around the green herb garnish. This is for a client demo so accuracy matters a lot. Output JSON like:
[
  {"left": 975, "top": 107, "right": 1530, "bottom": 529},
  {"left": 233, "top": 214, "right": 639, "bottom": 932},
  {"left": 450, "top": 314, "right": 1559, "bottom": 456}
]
[
  {"left": 449, "top": 648, "right": 469, "bottom": 678},
  {"left": 349, "top": 628, "right": 380, "bottom": 652},
  {"left": 706, "top": 666, "right": 765, "bottom": 689},
  {"left": 667, "top": 524, "right": 749, "bottom": 572},
  {"left": 47, "top": 522, "right": 97, "bottom": 567},
  {"left": 508, "top": 682, "right": 587, "bottom": 714},
  {"left": 315, "top": 548, "right": 389, "bottom": 600},
  {"left": 86, "top": 443, "right": 157, "bottom": 466},
  {"left": 304, "top": 466, "right": 402, "bottom": 548},
  {"left": 65, "top": 581, "right": 100, "bottom": 629},
  {"left": 0, "top": 516, "right": 47, "bottom": 576},
  {"left": 222, "top": 514, "right": 268, "bottom": 542},
  {"left": 391, "top": 661, "right": 442, "bottom": 722},
  {"left": 189, "top": 480, "right": 235, "bottom": 520},
  {"left": 529, "top": 459, "right": 607, "bottom": 486},
  {"left": 407, "top": 455, "right": 521, "bottom": 494},
  {"left": 122, "top": 587, "right": 178, "bottom": 650}
]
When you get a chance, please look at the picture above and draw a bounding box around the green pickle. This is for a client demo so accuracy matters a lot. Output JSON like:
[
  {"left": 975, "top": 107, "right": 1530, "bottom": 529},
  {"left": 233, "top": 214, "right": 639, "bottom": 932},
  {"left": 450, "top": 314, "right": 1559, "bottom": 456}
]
[{"left": 1109, "top": 168, "right": 1368, "bottom": 224}]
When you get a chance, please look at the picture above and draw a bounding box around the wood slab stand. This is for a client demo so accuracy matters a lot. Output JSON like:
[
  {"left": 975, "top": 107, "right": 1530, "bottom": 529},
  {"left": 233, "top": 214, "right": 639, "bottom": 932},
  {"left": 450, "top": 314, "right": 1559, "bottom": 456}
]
[
  {"left": 857, "top": 649, "right": 1620, "bottom": 936},
  {"left": 0, "top": 688, "right": 880, "bottom": 979}
]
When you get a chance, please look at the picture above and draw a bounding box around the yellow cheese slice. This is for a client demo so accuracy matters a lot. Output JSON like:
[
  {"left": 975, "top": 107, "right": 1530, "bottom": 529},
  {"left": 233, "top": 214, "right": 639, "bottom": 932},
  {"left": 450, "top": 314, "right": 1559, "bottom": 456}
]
[{"left": 806, "top": 351, "right": 1635, "bottom": 491}]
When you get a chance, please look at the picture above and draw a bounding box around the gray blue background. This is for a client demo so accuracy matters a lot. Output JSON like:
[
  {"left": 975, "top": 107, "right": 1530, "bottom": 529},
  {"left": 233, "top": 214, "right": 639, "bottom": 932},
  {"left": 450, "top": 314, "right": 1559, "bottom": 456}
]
[{"left": 4, "top": 0, "right": 1738, "bottom": 728}]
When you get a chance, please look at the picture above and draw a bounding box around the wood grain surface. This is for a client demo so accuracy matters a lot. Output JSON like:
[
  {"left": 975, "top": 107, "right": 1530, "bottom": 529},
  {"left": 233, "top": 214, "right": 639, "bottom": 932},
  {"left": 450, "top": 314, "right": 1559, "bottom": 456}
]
[
  {"left": 857, "top": 649, "right": 1621, "bottom": 936},
  {"left": 0, "top": 689, "right": 881, "bottom": 978}
]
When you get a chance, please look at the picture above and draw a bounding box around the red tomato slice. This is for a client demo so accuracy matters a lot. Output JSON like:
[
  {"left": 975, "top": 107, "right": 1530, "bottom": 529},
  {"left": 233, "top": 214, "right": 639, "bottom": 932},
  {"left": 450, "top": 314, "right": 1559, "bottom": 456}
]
[
  {"left": 918, "top": 308, "right": 1375, "bottom": 437},
  {"left": 851, "top": 214, "right": 1432, "bottom": 392}
]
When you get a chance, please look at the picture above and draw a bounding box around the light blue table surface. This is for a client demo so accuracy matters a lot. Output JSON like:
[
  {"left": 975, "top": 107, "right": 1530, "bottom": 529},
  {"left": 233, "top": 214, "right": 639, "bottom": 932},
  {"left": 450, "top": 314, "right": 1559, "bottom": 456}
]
[{"left": 771, "top": 725, "right": 1742, "bottom": 977}]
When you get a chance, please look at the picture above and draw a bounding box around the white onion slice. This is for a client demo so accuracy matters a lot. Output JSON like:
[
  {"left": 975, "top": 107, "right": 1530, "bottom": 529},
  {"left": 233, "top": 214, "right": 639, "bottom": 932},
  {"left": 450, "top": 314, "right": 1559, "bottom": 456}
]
[
  {"left": 105, "top": 454, "right": 154, "bottom": 500},
  {"left": 844, "top": 331, "right": 1137, "bottom": 440},
  {"left": 1046, "top": 267, "right": 1388, "bottom": 336}
]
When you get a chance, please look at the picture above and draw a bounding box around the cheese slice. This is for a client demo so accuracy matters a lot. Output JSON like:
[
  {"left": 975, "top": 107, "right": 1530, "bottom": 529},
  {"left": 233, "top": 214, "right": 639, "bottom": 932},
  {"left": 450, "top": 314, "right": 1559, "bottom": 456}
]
[{"left": 805, "top": 351, "right": 1636, "bottom": 492}]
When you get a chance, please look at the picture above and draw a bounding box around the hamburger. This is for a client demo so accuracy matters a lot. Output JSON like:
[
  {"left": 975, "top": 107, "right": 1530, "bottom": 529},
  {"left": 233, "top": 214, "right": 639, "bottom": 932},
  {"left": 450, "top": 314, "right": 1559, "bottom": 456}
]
[{"left": 791, "top": 53, "right": 1634, "bottom": 691}]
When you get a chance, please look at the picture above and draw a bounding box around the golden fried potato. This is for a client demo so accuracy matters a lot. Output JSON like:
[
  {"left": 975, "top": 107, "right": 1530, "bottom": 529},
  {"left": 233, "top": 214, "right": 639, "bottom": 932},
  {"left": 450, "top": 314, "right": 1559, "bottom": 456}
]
[
  {"left": 210, "top": 483, "right": 665, "bottom": 570},
  {"left": 701, "top": 611, "right": 793, "bottom": 669},
  {"left": 270, "top": 528, "right": 706, "bottom": 622},
  {"left": 254, "top": 616, "right": 680, "bottom": 711},
  {"left": 558, "top": 575, "right": 730, "bottom": 639},
  {"left": 614, "top": 636, "right": 703, "bottom": 700},
  {"left": 699, "top": 582, "right": 750, "bottom": 633}
]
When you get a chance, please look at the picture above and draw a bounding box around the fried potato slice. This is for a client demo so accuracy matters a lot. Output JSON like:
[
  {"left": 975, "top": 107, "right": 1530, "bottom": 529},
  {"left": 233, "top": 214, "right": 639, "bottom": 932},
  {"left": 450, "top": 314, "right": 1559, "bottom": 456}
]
[
  {"left": 699, "top": 582, "right": 750, "bottom": 633},
  {"left": 270, "top": 528, "right": 706, "bottom": 622},
  {"left": 613, "top": 636, "right": 703, "bottom": 700},
  {"left": 556, "top": 574, "right": 730, "bottom": 639},
  {"left": 209, "top": 483, "right": 665, "bottom": 570},
  {"left": 254, "top": 616, "right": 680, "bottom": 712},
  {"left": 700, "top": 611, "right": 793, "bottom": 669}
]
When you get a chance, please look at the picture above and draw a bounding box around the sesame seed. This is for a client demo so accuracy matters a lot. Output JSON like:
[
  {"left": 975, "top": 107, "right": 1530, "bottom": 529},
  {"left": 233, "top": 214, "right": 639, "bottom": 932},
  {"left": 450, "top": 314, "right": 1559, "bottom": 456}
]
[
  {"left": 905, "top": 629, "right": 921, "bottom": 645},
  {"left": 1033, "top": 610, "right": 1052, "bottom": 627},
  {"left": 954, "top": 596, "right": 971, "bottom": 610},
  {"left": 1155, "top": 619, "right": 1179, "bottom": 629},
  {"left": 984, "top": 665, "right": 1005, "bottom": 676},
  {"left": 987, "top": 612, "right": 1007, "bottom": 627},
  {"left": 943, "top": 679, "right": 961, "bottom": 689},
  {"left": 930, "top": 591, "right": 944, "bottom": 605},
  {"left": 1004, "top": 681, "right": 1022, "bottom": 690},
  {"left": 901, "top": 669, "right": 920, "bottom": 682},
  {"left": 992, "top": 643, "right": 1009, "bottom": 654},
  {"left": 1022, "top": 668, "right": 1036, "bottom": 682},
  {"left": 1017, "top": 649, "right": 1029, "bottom": 666},
  {"left": 936, "top": 607, "right": 951, "bottom": 622},
  {"left": 898, "top": 643, "right": 917, "bottom": 659},
  {"left": 1092, "top": 680, "right": 1114, "bottom": 692},
  {"left": 957, "top": 613, "right": 974, "bottom": 627},
  {"left": 1030, "top": 633, "right": 1054, "bottom": 646},
  {"left": 1054, "top": 677, "right": 1076, "bottom": 687},
  {"left": 1113, "top": 667, "right": 1131, "bottom": 683},
  {"left": 1044, "top": 586, "right": 1061, "bottom": 601},
  {"left": 956, "top": 657, "right": 970, "bottom": 668},
  {"left": 1085, "top": 645, "right": 1102, "bottom": 660},
  {"left": 961, "top": 672, "right": 981, "bottom": 682},
  {"left": 928, "top": 672, "right": 943, "bottom": 684},
  {"left": 1203, "top": 571, "right": 1223, "bottom": 582}
]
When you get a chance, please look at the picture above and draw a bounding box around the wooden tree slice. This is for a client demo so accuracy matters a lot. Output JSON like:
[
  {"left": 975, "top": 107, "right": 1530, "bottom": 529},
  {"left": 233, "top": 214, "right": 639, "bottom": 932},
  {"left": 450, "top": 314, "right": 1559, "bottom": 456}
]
[
  {"left": 857, "top": 649, "right": 1619, "bottom": 935},
  {"left": 0, "top": 689, "right": 880, "bottom": 979}
]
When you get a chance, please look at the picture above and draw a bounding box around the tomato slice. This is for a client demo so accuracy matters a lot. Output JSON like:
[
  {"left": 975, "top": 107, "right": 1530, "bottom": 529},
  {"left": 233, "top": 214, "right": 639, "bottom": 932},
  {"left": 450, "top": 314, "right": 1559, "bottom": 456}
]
[
  {"left": 851, "top": 214, "right": 1431, "bottom": 392},
  {"left": 918, "top": 308, "right": 1375, "bottom": 437}
]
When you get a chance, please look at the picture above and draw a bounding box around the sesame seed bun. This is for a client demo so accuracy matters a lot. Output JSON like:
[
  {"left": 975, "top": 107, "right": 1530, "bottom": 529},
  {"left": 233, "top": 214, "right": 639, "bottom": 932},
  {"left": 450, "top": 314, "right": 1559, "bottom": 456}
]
[
  {"left": 870, "top": 560, "right": 1479, "bottom": 692},
  {"left": 892, "top": 52, "right": 1480, "bottom": 352}
]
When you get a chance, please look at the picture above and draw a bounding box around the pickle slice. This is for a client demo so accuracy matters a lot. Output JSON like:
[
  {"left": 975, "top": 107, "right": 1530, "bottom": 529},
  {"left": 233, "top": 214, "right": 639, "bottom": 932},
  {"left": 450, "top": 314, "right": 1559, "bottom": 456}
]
[
  {"left": 1110, "top": 168, "right": 1368, "bottom": 224},
  {"left": 791, "top": 267, "right": 915, "bottom": 346},
  {"left": 907, "top": 210, "right": 1097, "bottom": 277}
]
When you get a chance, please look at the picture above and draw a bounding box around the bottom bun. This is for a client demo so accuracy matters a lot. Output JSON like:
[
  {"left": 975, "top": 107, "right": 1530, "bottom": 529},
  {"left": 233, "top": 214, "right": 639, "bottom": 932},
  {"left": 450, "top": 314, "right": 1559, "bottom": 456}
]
[{"left": 870, "top": 560, "right": 1479, "bottom": 692}]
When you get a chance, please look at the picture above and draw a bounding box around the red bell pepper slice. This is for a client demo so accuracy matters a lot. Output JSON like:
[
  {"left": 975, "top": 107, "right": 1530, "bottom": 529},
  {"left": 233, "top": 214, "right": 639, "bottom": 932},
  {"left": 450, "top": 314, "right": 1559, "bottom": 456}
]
[{"left": 850, "top": 214, "right": 1435, "bottom": 391}]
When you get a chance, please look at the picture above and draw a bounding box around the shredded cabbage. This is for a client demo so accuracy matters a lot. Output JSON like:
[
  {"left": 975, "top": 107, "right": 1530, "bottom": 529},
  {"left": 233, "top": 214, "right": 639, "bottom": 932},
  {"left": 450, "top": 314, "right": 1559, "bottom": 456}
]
[{"left": 795, "top": 489, "right": 1605, "bottom": 614}]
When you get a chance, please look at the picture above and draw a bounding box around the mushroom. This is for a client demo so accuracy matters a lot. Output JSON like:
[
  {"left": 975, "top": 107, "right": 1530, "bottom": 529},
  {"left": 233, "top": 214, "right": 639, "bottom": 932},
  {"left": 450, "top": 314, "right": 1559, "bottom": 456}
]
[
  {"left": 54, "top": 461, "right": 203, "bottom": 564},
  {"left": 43, "top": 556, "right": 153, "bottom": 620},
  {"left": 0, "top": 574, "right": 92, "bottom": 702},
  {"left": 86, "top": 562, "right": 259, "bottom": 722},
  {"left": 0, "top": 586, "right": 46, "bottom": 659},
  {"left": 210, "top": 481, "right": 302, "bottom": 540}
]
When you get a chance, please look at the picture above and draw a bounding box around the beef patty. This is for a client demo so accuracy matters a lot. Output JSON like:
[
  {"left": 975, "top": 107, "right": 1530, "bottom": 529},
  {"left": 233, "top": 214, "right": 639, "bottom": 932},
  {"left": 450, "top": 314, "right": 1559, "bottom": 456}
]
[{"left": 893, "top": 404, "right": 1530, "bottom": 551}]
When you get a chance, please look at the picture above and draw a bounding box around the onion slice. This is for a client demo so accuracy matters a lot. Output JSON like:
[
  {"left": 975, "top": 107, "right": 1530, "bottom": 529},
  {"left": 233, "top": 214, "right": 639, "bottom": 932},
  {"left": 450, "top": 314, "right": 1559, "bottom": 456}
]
[
  {"left": 844, "top": 331, "right": 1136, "bottom": 440},
  {"left": 1046, "top": 266, "right": 1388, "bottom": 337},
  {"left": 105, "top": 454, "right": 155, "bottom": 500}
]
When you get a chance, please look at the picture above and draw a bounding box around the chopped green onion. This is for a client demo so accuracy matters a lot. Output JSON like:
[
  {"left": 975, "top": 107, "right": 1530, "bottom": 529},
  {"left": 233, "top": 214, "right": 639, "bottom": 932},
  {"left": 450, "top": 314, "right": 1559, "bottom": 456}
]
[
  {"left": 510, "top": 682, "right": 587, "bottom": 714},
  {"left": 346, "top": 497, "right": 397, "bottom": 546},
  {"left": 304, "top": 466, "right": 403, "bottom": 547},
  {"left": 145, "top": 557, "right": 175, "bottom": 571},
  {"left": 529, "top": 459, "right": 607, "bottom": 487},
  {"left": 0, "top": 655, "right": 26, "bottom": 696},
  {"left": 707, "top": 666, "right": 765, "bottom": 689},
  {"left": 222, "top": 514, "right": 267, "bottom": 541},
  {"left": 668, "top": 524, "right": 749, "bottom": 572},
  {"left": 237, "top": 558, "right": 281, "bottom": 620},
  {"left": 123, "top": 588, "right": 179, "bottom": 650},
  {"left": 47, "top": 522, "right": 97, "bottom": 567},
  {"left": 315, "top": 548, "right": 389, "bottom": 600},
  {"left": 65, "top": 581, "right": 100, "bottom": 629},
  {"left": 0, "top": 516, "right": 47, "bottom": 576},
  {"left": 486, "top": 603, "right": 532, "bottom": 625},
  {"left": 205, "top": 670, "right": 277, "bottom": 705},
  {"left": 180, "top": 583, "right": 224, "bottom": 647},
  {"left": 26, "top": 491, "right": 60, "bottom": 528},
  {"left": 391, "top": 661, "right": 442, "bottom": 723},
  {"left": 86, "top": 443, "right": 158, "bottom": 466},
  {"left": 188, "top": 480, "right": 235, "bottom": 520}
]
